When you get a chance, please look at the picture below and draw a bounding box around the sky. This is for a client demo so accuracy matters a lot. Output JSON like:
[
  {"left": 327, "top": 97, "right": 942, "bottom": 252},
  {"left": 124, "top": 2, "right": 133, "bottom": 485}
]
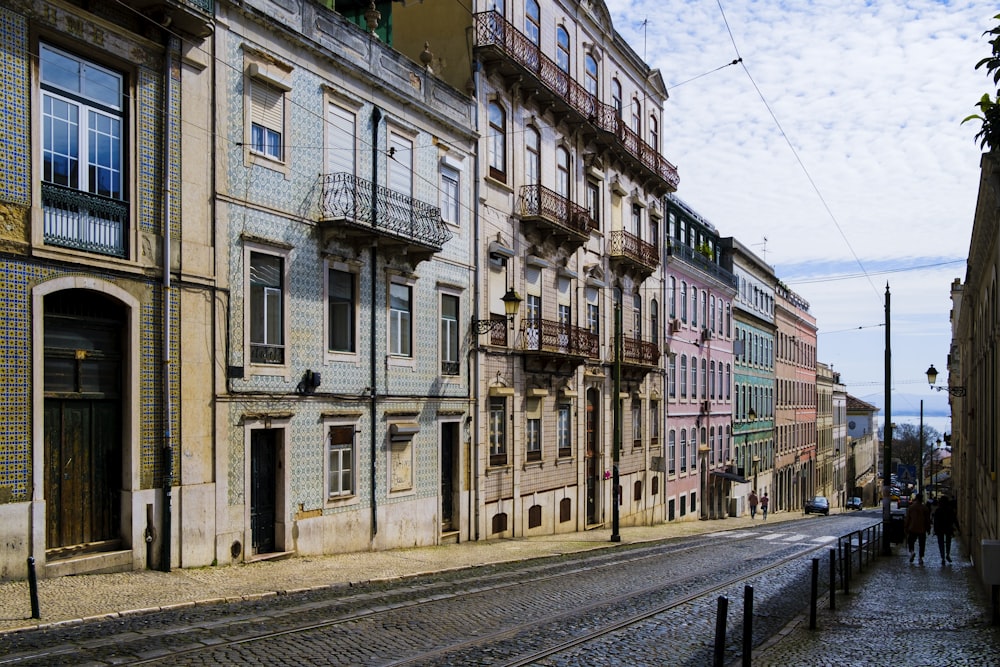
[{"left": 604, "top": 0, "right": 994, "bottom": 428}]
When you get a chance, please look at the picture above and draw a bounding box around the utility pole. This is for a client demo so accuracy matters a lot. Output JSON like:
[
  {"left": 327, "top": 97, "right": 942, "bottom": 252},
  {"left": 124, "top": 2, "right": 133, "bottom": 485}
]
[{"left": 882, "top": 284, "right": 893, "bottom": 556}]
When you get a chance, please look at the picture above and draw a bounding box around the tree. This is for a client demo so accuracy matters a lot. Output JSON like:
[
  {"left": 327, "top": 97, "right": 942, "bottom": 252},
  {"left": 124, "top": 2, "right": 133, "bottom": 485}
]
[
  {"left": 880, "top": 422, "right": 942, "bottom": 488},
  {"left": 963, "top": 14, "right": 1000, "bottom": 151}
]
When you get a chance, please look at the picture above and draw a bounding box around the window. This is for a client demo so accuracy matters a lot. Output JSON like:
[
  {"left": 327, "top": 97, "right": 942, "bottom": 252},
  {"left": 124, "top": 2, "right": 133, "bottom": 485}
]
[
  {"left": 710, "top": 360, "right": 716, "bottom": 399},
  {"left": 40, "top": 43, "right": 127, "bottom": 257},
  {"left": 701, "top": 359, "right": 708, "bottom": 399},
  {"left": 526, "top": 126, "right": 540, "bottom": 186},
  {"left": 668, "top": 430, "right": 676, "bottom": 474},
  {"left": 556, "top": 146, "right": 570, "bottom": 198},
  {"left": 691, "top": 355, "right": 698, "bottom": 398},
  {"left": 612, "top": 78, "right": 622, "bottom": 118},
  {"left": 650, "top": 401, "right": 660, "bottom": 449},
  {"left": 633, "top": 293, "right": 642, "bottom": 340},
  {"left": 710, "top": 296, "right": 716, "bottom": 332},
  {"left": 328, "top": 266, "right": 355, "bottom": 353},
  {"left": 525, "top": 0, "right": 540, "bottom": 45},
  {"left": 526, "top": 412, "right": 542, "bottom": 462},
  {"left": 650, "top": 299, "right": 658, "bottom": 345},
  {"left": 631, "top": 97, "right": 641, "bottom": 134},
  {"left": 558, "top": 405, "right": 572, "bottom": 457},
  {"left": 326, "top": 103, "right": 356, "bottom": 175},
  {"left": 680, "top": 355, "right": 688, "bottom": 397},
  {"left": 631, "top": 203, "right": 642, "bottom": 238},
  {"left": 489, "top": 397, "right": 507, "bottom": 466},
  {"left": 250, "top": 251, "right": 285, "bottom": 365},
  {"left": 488, "top": 102, "right": 506, "bottom": 181},
  {"left": 441, "top": 294, "right": 459, "bottom": 376},
  {"left": 556, "top": 26, "right": 570, "bottom": 72},
  {"left": 440, "top": 164, "right": 459, "bottom": 225},
  {"left": 587, "top": 302, "right": 600, "bottom": 337},
  {"left": 586, "top": 179, "right": 600, "bottom": 228},
  {"left": 388, "top": 132, "right": 413, "bottom": 200},
  {"left": 632, "top": 400, "right": 642, "bottom": 448},
  {"left": 389, "top": 282, "right": 412, "bottom": 357},
  {"left": 649, "top": 115, "right": 658, "bottom": 151},
  {"left": 668, "top": 355, "right": 676, "bottom": 397},
  {"left": 680, "top": 281, "right": 688, "bottom": 322},
  {"left": 249, "top": 77, "right": 285, "bottom": 161},
  {"left": 669, "top": 277, "right": 676, "bottom": 318},
  {"left": 680, "top": 429, "right": 687, "bottom": 472},
  {"left": 326, "top": 425, "right": 356, "bottom": 498},
  {"left": 585, "top": 54, "right": 598, "bottom": 97},
  {"left": 690, "top": 288, "right": 698, "bottom": 327}
]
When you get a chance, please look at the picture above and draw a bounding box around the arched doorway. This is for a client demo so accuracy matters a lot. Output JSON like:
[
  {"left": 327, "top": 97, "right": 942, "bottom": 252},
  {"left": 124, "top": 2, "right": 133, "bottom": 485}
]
[{"left": 43, "top": 289, "right": 125, "bottom": 557}]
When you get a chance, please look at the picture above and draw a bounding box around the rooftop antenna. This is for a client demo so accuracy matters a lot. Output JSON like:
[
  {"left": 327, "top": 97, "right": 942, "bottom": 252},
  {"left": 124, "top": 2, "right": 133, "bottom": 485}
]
[
  {"left": 753, "top": 236, "right": 768, "bottom": 261},
  {"left": 642, "top": 18, "right": 648, "bottom": 61}
]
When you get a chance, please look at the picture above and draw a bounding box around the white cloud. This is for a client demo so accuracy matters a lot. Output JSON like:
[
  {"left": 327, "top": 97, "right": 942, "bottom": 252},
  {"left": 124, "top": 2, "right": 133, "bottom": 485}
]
[{"left": 605, "top": 0, "right": 989, "bottom": 402}]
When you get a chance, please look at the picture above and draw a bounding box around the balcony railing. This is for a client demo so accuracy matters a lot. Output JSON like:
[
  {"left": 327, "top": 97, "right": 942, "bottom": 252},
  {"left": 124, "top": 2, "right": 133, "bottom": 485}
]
[
  {"left": 518, "top": 184, "right": 595, "bottom": 239},
  {"left": 668, "top": 241, "right": 738, "bottom": 288},
  {"left": 609, "top": 229, "right": 659, "bottom": 273},
  {"left": 121, "top": 0, "right": 214, "bottom": 37},
  {"left": 521, "top": 318, "right": 598, "bottom": 358},
  {"left": 474, "top": 11, "right": 679, "bottom": 191},
  {"left": 320, "top": 172, "right": 453, "bottom": 252},
  {"left": 610, "top": 336, "right": 660, "bottom": 367},
  {"left": 42, "top": 183, "right": 127, "bottom": 258}
]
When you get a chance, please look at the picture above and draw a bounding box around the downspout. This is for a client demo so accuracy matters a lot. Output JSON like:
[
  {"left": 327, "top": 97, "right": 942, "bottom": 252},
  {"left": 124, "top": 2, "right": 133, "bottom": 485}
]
[
  {"left": 470, "top": 61, "right": 482, "bottom": 542},
  {"left": 160, "top": 39, "right": 174, "bottom": 572},
  {"left": 370, "top": 106, "right": 382, "bottom": 541}
]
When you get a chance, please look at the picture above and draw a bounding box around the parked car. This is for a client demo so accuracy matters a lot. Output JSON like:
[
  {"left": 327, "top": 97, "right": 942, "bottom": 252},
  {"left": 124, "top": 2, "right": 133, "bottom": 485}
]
[
  {"left": 897, "top": 494, "right": 911, "bottom": 509},
  {"left": 846, "top": 497, "right": 863, "bottom": 510},
  {"left": 805, "top": 496, "right": 830, "bottom": 515}
]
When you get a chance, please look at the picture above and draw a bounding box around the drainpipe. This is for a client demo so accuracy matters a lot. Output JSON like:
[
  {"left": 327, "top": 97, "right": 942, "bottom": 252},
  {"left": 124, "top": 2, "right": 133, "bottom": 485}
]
[
  {"left": 160, "top": 39, "right": 175, "bottom": 572},
  {"left": 470, "top": 61, "right": 482, "bottom": 542},
  {"left": 370, "top": 106, "right": 382, "bottom": 541}
]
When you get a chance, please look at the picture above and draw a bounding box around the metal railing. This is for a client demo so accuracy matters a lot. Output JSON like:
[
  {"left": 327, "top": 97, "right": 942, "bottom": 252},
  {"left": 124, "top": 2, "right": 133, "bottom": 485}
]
[
  {"left": 521, "top": 318, "right": 598, "bottom": 358},
  {"left": 518, "top": 184, "right": 595, "bottom": 236},
  {"left": 474, "top": 11, "right": 679, "bottom": 191},
  {"left": 668, "top": 241, "right": 738, "bottom": 288},
  {"left": 609, "top": 336, "right": 660, "bottom": 366},
  {"left": 320, "top": 172, "right": 453, "bottom": 250},
  {"left": 42, "top": 183, "right": 127, "bottom": 258},
  {"left": 609, "top": 229, "right": 659, "bottom": 271}
]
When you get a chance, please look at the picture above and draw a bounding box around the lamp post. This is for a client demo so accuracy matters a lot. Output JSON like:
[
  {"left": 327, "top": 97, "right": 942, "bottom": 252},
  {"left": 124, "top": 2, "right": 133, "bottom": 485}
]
[
  {"left": 925, "top": 364, "right": 967, "bottom": 397},
  {"left": 472, "top": 288, "right": 523, "bottom": 334},
  {"left": 932, "top": 437, "right": 942, "bottom": 499}
]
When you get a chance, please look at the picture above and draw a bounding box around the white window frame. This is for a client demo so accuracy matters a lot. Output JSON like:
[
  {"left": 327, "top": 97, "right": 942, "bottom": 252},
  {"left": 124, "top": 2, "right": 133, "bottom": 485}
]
[
  {"left": 245, "top": 242, "right": 291, "bottom": 378},
  {"left": 440, "top": 163, "right": 460, "bottom": 226},
  {"left": 325, "top": 259, "right": 358, "bottom": 360},
  {"left": 557, "top": 404, "right": 572, "bottom": 458},
  {"left": 388, "top": 276, "right": 414, "bottom": 361},
  {"left": 244, "top": 58, "right": 291, "bottom": 174},
  {"left": 324, "top": 421, "right": 358, "bottom": 503},
  {"left": 489, "top": 397, "right": 507, "bottom": 466},
  {"left": 440, "top": 292, "right": 460, "bottom": 377}
]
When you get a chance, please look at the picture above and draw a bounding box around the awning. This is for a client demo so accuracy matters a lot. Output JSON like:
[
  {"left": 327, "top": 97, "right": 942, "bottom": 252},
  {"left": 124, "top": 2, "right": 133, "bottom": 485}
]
[{"left": 711, "top": 470, "right": 748, "bottom": 484}]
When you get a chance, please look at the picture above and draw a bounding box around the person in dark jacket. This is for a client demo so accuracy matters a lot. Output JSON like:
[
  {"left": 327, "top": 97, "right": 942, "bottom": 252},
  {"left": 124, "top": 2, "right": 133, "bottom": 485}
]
[
  {"left": 904, "top": 493, "right": 932, "bottom": 565},
  {"left": 933, "top": 495, "right": 959, "bottom": 564}
]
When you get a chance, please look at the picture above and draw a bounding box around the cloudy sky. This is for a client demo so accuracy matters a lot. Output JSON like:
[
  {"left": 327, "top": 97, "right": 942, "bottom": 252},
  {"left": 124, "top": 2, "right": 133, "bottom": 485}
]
[{"left": 605, "top": 0, "right": 993, "bottom": 426}]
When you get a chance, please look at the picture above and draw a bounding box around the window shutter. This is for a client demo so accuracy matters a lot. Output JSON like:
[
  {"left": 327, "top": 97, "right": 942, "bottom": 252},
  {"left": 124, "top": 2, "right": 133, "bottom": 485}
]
[{"left": 251, "top": 80, "right": 283, "bottom": 132}]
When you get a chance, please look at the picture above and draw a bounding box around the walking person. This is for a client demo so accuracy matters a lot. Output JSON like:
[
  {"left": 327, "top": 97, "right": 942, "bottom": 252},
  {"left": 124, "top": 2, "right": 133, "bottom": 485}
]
[
  {"left": 760, "top": 492, "right": 769, "bottom": 520},
  {"left": 903, "top": 493, "right": 932, "bottom": 565},
  {"left": 933, "top": 495, "right": 958, "bottom": 564},
  {"left": 748, "top": 490, "right": 759, "bottom": 519}
]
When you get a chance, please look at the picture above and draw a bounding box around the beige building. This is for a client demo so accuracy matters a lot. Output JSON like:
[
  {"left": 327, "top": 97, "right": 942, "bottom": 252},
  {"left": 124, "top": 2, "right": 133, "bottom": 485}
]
[{"left": 846, "top": 395, "right": 880, "bottom": 507}]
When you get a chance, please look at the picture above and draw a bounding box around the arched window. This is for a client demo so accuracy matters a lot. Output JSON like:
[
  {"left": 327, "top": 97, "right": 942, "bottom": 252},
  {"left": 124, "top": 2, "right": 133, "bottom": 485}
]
[
  {"left": 525, "top": 0, "right": 540, "bottom": 45},
  {"left": 650, "top": 299, "right": 658, "bottom": 344},
  {"left": 631, "top": 96, "right": 641, "bottom": 133},
  {"left": 556, "top": 26, "right": 570, "bottom": 72},
  {"left": 649, "top": 115, "right": 658, "bottom": 150},
  {"left": 680, "top": 355, "right": 688, "bottom": 397},
  {"left": 555, "top": 145, "right": 570, "bottom": 198},
  {"left": 612, "top": 78, "right": 622, "bottom": 118},
  {"left": 525, "top": 125, "right": 540, "bottom": 186},
  {"left": 488, "top": 101, "right": 506, "bottom": 181},
  {"left": 585, "top": 54, "right": 598, "bottom": 96}
]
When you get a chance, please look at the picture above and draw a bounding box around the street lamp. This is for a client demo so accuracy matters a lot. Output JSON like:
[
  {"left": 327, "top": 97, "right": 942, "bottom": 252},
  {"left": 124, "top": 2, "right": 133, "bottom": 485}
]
[
  {"left": 931, "top": 437, "right": 942, "bottom": 499},
  {"left": 472, "top": 288, "right": 523, "bottom": 334},
  {"left": 925, "top": 364, "right": 966, "bottom": 397}
]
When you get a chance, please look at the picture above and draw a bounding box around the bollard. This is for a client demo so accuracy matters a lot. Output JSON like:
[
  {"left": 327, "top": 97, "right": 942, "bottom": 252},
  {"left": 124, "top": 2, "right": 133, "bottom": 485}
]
[
  {"left": 742, "top": 585, "right": 754, "bottom": 667},
  {"left": 844, "top": 537, "right": 852, "bottom": 595},
  {"left": 809, "top": 557, "right": 819, "bottom": 630},
  {"left": 829, "top": 548, "right": 836, "bottom": 610},
  {"left": 713, "top": 595, "right": 729, "bottom": 667},
  {"left": 858, "top": 531, "right": 864, "bottom": 573},
  {"left": 27, "top": 556, "right": 40, "bottom": 619}
]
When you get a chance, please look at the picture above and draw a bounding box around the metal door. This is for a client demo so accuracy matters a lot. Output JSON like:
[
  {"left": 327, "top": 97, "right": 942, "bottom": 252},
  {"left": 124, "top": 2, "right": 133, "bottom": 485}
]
[{"left": 251, "top": 429, "right": 277, "bottom": 554}]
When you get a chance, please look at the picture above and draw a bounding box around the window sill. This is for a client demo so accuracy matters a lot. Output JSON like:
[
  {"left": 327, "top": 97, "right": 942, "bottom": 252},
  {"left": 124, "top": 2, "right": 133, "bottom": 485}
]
[{"left": 523, "top": 460, "right": 543, "bottom": 470}]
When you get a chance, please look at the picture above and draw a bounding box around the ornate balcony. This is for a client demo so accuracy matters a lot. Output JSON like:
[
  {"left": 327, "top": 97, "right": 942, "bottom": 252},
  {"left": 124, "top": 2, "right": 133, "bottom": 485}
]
[
  {"left": 667, "top": 241, "right": 738, "bottom": 289},
  {"left": 120, "top": 0, "right": 214, "bottom": 37},
  {"left": 609, "top": 336, "right": 660, "bottom": 380},
  {"left": 608, "top": 229, "right": 659, "bottom": 279},
  {"left": 42, "top": 183, "right": 128, "bottom": 258},
  {"left": 518, "top": 184, "right": 594, "bottom": 248},
  {"left": 473, "top": 11, "right": 679, "bottom": 194},
  {"left": 320, "top": 172, "right": 452, "bottom": 264},
  {"left": 520, "top": 317, "right": 598, "bottom": 374}
]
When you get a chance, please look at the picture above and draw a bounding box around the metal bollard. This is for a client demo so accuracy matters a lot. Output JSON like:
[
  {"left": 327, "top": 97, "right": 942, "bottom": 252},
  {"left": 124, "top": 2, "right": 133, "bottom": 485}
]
[
  {"left": 27, "top": 556, "right": 40, "bottom": 619},
  {"left": 858, "top": 531, "right": 864, "bottom": 572},
  {"left": 844, "top": 537, "right": 852, "bottom": 595},
  {"left": 742, "top": 585, "right": 754, "bottom": 667},
  {"left": 829, "top": 548, "right": 836, "bottom": 610},
  {"left": 713, "top": 595, "right": 729, "bottom": 667},
  {"left": 809, "top": 557, "right": 819, "bottom": 630}
]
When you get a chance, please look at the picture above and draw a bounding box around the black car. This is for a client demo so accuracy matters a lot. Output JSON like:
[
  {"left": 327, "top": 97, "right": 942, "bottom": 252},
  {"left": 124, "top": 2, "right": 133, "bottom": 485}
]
[
  {"left": 805, "top": 496, "right": 830, "bottom": 515},
  {"left": 846, "top": 496, "right": 863, "bottom": 510}
]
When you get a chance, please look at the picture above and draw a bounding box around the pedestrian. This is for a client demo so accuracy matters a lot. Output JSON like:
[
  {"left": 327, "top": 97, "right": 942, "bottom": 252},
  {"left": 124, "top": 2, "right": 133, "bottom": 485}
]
[
  {"left": 760, "top": 492, "right": 769, "bottom": 520},
  {"left": 903, "top": 492, "right": 932, "bottom": 565},
  {"left": 932, "top": 495, "right": 959, "bottom": 564},
  {"left": 748, "top": 490, "right": 759, "bottom": 519}
]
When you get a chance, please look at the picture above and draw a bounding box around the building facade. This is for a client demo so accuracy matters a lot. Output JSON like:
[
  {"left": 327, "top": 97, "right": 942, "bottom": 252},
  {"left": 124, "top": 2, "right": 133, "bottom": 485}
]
[
  {"left": 471, "top": 0, "right": 679, "bottom": 536},
  {"left": 663, "top": 196, "right": 738, "bottom": 520},
  {"left": 719, "top": 237, "right": 776, "bottom": 514},
  {"left": 0, "top": 0, "right": 215, "bottom": 579},
  {"left": 774, "top": 283, "right": 817, "bottom": 512},
  {"left": 846, "top": 394, "right": 880, "bottom": 507}
]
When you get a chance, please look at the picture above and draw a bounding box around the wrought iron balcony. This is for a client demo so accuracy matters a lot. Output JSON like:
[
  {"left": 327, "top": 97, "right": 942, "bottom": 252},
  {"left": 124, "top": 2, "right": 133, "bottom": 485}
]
[
  {"left": 474, "top": 11, "right": 679, "bottom": 193},
  {"left": 42, "top": 183, "right": 128, "bottom": 258},
  {"left": 120, "top": 0, "right": 214, "bottom": 37},
  {"left": 667, "top": 241, "right": 738, "bottom": 289},
  {"left": 518, "top": 184, "right": 595, "bottom": 245},
  {"left": 610, "top": 336, "right": 660, "bottom": 372},
  {"left": 320, "top": 172, "right": 453, "bottom": 262},
  {"left": 608, "top": 229, "right": 659, "bottom": 278},
  {"left": 520, "top": 318, "right": 599, "bottom": 372}
]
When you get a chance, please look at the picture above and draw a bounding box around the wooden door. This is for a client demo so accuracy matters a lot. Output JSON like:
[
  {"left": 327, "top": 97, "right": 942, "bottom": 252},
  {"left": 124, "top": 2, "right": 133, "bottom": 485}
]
[{"left": 251, "top": 429, "right": 277, "bottom": 554}]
